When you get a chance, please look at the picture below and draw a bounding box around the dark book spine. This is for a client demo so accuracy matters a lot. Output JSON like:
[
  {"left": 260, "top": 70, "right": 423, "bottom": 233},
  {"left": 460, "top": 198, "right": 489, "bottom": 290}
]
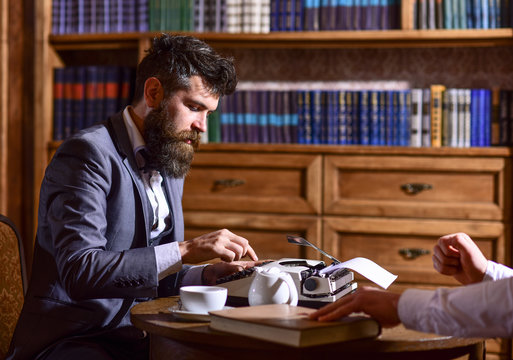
[
  {"left": 103, "top": 66, "right": 120, "bottom": 117},
  {"left": 470, "top": 89, "right": 479, "bottom": 146},
  {"left": 52, "top": 0, "right": 61, "bottom": 34},
  {"left": 72, "top": 66, "right": 86, "bottom": 134},
  {"left": 337, "top": 90, "right": 348, "bottom": 145},
  {"left": 259, "top": 90, "right": 270, "bottom": 143},
  {"left": 137, "top": 0, "right": 150, "bottom": 31},
  {"left": 369, "top": 90, "right": 380, "bottom": 145},
  {"left": 84, "top": 66, "right": 98, "bottom": 129},
  {"left": 62, "top": 67, "right": 74, "bottom": 139},
  {"left": 52, "top": 68, "right": 65, "bottom": 140},
  {"left": 282, "top": 90, "right": 292, "bottom": 143},
  {"left": 290, "top": 90, "right": 299, "bottom": 143}
]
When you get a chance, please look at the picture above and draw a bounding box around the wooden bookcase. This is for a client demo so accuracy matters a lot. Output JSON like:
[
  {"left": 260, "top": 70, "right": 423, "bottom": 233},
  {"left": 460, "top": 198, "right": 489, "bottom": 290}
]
[{"left": 37, "top": 0, "right": 513, "bottom": 358}]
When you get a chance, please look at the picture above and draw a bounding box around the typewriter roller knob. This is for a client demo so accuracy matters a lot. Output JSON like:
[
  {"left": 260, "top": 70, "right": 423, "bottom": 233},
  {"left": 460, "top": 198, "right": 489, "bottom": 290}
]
[{"left": 304, "top": 278, "right": 318, "bottom": 291}]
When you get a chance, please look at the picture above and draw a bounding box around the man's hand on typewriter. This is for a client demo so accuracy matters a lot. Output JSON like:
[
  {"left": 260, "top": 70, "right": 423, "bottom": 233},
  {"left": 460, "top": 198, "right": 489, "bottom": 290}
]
[
  {"left": 201, "top": 260, "right": 264, "bottom": 285},
  {"left": 308, "top": 286, "right": 401, "bottom": 328},
  {"left": 179, "top": 229, "right": 258, "bottom": 264}
]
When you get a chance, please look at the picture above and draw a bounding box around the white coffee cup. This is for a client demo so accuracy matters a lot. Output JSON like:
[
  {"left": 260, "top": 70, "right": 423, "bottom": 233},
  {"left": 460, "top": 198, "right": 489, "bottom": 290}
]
[{"left": 179, "top": 285, "right": 227, "bottom": 314}]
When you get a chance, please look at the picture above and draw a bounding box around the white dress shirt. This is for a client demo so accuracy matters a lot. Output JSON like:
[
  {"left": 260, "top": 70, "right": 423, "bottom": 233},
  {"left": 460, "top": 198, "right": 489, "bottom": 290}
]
[
  {"left": 398, "top": 260, "right": 513, "bottom": 337},
  {"left": 122, "top": 107, "right": 204, "bottom": 283}
]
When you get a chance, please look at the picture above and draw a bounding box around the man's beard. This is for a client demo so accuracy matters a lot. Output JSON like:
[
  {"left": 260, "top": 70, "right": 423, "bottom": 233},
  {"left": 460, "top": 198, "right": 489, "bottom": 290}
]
[{"left": 143, "top": 102, "right": 201, "bottom": 178}]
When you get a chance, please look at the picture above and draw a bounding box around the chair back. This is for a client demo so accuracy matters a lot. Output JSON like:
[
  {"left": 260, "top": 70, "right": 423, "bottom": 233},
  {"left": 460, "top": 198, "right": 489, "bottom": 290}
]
[{"left": 0, "top": 215, "right": 27, "bottom": 358}]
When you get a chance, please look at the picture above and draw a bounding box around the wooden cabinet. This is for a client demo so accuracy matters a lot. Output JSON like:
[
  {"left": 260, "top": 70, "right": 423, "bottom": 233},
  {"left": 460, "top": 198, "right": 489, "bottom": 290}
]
[{"left": 183, "top": 144, "right": 512, "bottom": 359}]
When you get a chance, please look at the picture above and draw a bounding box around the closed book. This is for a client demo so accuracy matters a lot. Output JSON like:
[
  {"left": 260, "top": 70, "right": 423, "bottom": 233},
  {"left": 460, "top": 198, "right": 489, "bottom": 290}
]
[
  {"left": 448, "top": 88, "right": 459, "bottom": 147},
  {"left": 103, "top": 66, "right": 121, "bottom": 118},
  {"left": 499, "top": 90, "right": 510, "bottom": 145},
  {"left": 442, "top": 88, "right": 450, "bottom": 146},
  {"left": 207, "top": 110, "right": 221, "bottom": 143},
  {"left": 84, "top": 66, "right": 99, "bottom": 127},
  {"left": 72, "top": 66, "right": 86, "bottom": 134},
  {"left": 52, "top": 68, "right": 65, "bottom": 140},
  {"left": 410, "top": 88, "right": 423, "bottom": 147},
  {"left": 398, "top": 90, "right": 411, "bottom": 146},
  {"left": 421, "top": 88, "right": 431, "bottom": 147},
  {"left": 258, "top": 91, "right": 269, "bottom": 143},
  {"left": 430, "top": 84, "right": 446, "bottom": 147},
  {"left": 209, "top": 304, "right": 381, "bottom": 348},
  {"left": 490, "top": 87, "right": 500, "bottom": 146},
  {"left": 137, "top": 0, "right": 150, "bottom": 31},
  {"left": 369, "top": 90, "right": 380, "bottom": 145},
  {"left": 337, "top": 90, "right": 348, "bottom": 144},
  {"left": 470, "top": 89, "right": 480, "bottom": 146}
]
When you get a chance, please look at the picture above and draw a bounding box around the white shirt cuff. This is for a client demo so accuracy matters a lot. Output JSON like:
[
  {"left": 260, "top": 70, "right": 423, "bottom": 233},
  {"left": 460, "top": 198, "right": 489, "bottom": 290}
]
[{"left": 154, "top": 242, "right": 182, "bottom": 281}]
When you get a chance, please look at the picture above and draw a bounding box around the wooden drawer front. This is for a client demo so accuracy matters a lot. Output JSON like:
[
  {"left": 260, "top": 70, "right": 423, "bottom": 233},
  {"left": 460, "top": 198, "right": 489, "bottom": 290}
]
[
  {"left": 324, "top": 155, "right": 509, "bottom": 220},
  {"left": 183, "top": 152, "right": 322, "bottom": 214},
  {"left": 184, "top": 211, "right": 322, "bottom": 261},
  {"left": 323, "top": 217, "right": 504, "bottom": 286}
]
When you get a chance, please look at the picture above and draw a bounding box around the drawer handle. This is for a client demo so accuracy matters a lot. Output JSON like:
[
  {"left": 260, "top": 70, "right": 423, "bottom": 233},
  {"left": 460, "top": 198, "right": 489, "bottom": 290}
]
[
  {"left": 401, "top": 183, "right": 433, "bottom": 195},
  {"left": 213, "top": 179, "right": 246, "bottom": 189},
  {"left": 399, "top": 248, "right": 430, "bottom": 260}
]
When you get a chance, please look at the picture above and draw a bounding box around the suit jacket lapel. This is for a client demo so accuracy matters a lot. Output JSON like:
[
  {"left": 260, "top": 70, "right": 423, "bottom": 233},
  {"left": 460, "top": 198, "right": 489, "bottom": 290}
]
[{"left": 107, "top": 113, "right": 153, "bottom": 243}]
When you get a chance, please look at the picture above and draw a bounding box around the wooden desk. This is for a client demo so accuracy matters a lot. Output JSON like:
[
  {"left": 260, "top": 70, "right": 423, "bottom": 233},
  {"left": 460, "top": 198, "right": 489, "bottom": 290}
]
[{"left": 130, "top": 297, "right": 485, "bottom": 360}]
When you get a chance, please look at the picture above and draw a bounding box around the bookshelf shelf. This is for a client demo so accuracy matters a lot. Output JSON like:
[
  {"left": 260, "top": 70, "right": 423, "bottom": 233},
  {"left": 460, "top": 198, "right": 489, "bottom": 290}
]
[{"left": 49, "top": 28, "right": 513, "bottom": 51}]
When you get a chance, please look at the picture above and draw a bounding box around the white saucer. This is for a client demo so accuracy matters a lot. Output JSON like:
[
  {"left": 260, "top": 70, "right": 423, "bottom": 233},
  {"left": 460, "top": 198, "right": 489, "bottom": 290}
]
[{"left": 168, "top": 304, "right": 232, "bottom": 322}]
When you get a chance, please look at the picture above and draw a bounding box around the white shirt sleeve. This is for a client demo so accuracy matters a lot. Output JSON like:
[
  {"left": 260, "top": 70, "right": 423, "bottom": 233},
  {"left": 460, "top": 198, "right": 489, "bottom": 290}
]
[
  {"left": 398, "top": 260, "right": 513, "bottom": 338},
  {"left": 153, "top": 242, "right": 205, "bottom": 285}
]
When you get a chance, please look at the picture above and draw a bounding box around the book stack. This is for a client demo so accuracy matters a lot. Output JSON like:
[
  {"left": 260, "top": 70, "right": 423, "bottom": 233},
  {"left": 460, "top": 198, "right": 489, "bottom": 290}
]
[
  {"left": 410, "top": 0, "right": 509, "bottom": 29},
  {"left": 52, "top": 66, "right": 135, "bottom": 141},
  {"left": 51, "top": 0, "right": 149, "bottom": 34}
]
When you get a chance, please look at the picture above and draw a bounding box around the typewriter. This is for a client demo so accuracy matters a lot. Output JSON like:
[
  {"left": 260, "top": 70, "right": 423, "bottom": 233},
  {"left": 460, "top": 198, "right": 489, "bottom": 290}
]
[{"left": 215, "top": 235, "right": 357, "bottom": 308}]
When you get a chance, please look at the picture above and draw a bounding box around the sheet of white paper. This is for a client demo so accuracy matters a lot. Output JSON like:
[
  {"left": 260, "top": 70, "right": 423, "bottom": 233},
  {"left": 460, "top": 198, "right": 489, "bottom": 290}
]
[{"left": 320, "top": 257, "right": 397, "bottom": 289}]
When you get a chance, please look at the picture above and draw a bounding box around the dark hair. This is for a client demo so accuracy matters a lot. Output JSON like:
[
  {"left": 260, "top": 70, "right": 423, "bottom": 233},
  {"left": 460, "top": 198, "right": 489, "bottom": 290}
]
[{"left": 132, "top": 34, "right": 237, "bottom": 103}]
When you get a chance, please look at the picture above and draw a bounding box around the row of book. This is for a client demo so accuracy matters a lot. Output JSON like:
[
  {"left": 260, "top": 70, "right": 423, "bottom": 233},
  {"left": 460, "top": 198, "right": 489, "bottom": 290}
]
[
  {"left": 51, "top": 0, "right": 149, "bottom": 34},
  {"left": 204, "top": 84, "right": 502, "bottom": 147},
  {"left": 53, "top": 66, "right": 135, "bottom": 141},
  {"left": 50, "top": 0, "right": 401, "bottom": 34},
  {"left": 411, "top": 0, "right": 511, "bottom": 29}
]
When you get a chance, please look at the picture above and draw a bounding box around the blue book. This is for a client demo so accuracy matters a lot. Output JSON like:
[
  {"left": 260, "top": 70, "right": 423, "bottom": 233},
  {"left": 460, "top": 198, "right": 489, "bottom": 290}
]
[
  {"left": 257, "top": 91, "right": 270, "bottom": 144},
  {"left": 481, "top": 89, "right": 491, "bottom": 146},
  {"left": 359, "top": 91, "right": 370, "bottom": 145},
  {"left": 52, "top": 0, "right": 61, "bottom": 34},
  {"left": 498, "top": 90, "right": 509, "bottom": 145},
  {"left": 103, "top": 66, "right": 120, "bottom": 118},
  {"left": 369, "top": 90, "right": 380, "bottom": 145},
  {"left": 52, "top": 68, "right": 65, "bottom": 140},
  {"left": 290, "top": 91, "right": 299, "bottom": 144},
  {"left": 470, "top": 89, "right": 480, "bottom": 146},
  {"left": 309, "top": 90, "right": 321, "bottom": 144},
  {"left": 398, "top": 90, "right": 411, "bottom": 146},
  {"left": 466, "top": 0, "right": 474, "bottom": 28},
  {"left": 137, "top": 0, "right": 150, "bottom": 31},
  {"left": 297, "top": 91, "right": 306, "bottom": 144},
  {"left": 270, "top": 0, "right": 280, "bottom": 31},
  {"left": 219, "top": 96, "right": 230, "bottom": 143},
  {"left": 122, "top": 0, "right": 137, "bottom": 32},
  {"left": 444, "top": 0, "right": 453, "bottom": 28},
  {"left": 294, "top": 0, "right": 304, "bottom": 30},
  {"left": 234, "top": 91, "right": 245, "bottom": 143},
  {"left": 325, "top": 91, "right": 338, "bottom": 144},
  {"left": 282, "top": 91, "right": 293, "bottom": 143},
  {"left": 268, "top": 91, "right": 279, "bottom": 143},
  {"left": 336, "top": 91, "right": 348, "bottom": 145},
  {"left": 350, "top": 91, "right": 360, "bottom": 144},
  {"left": 84, "top": 66, "right": 98, "bottom": 128},
  {"left": 481, "top": 0, "right": 489, "bottom": 28},
  {"left": 62, "top": 67, "right": 74, "bottom": 139},
  {"left": 72, "top": 67, "right": 86, "bottom": 134},
  {"left": 378, "top": 91, "right": 387, "bottom": 145},
  {"left": 275, "top": 91, "right": 285, "bottom": 143},
  {"left": 385, "top": 91, "right": 394, "bottom": 145},
  {"left": 304, "top": 0, "right": 321, "bottom": 30}
]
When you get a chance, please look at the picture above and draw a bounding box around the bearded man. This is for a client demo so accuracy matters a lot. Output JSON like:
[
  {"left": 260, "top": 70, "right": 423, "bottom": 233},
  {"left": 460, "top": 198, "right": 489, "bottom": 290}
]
[{"left": 7, "top": 34, "right": 258, "bottom": 360}]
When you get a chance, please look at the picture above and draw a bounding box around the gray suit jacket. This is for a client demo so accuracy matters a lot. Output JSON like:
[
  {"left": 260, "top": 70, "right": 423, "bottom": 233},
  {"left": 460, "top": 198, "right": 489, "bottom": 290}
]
[{"left": 8, "top": 113, "right": 187, "bottom": 359}]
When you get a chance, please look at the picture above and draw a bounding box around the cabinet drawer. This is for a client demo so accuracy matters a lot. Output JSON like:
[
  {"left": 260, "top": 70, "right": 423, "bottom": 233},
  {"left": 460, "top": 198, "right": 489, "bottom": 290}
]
[
  {"left": 184, "top": 211, "right": 321, "bottom": 261},
  {"left": 324, "top": 155, "right": 510, "bottom": 220},
  {"left": 184, "top": 152, "right": 322, "bottom": 214},
  {"left": 323, "top": 216, "right": 505, "bottom": 287}
]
